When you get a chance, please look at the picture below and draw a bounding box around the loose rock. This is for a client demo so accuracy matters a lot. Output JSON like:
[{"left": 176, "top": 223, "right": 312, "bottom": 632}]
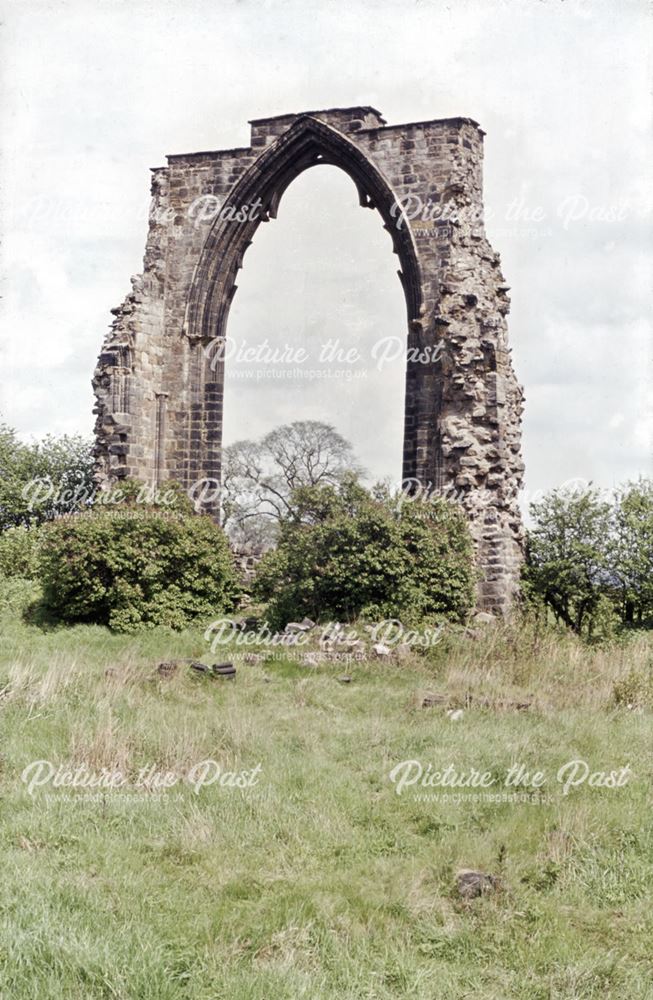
[
  {"left": 236, "top": 617, "right": 261, "bottom": 632},
  {"left": 285, "top": 621, "right": 312, "bottom": 633},
  {"left": 344, "top": 639, "right": 366, "bottom": 655},
  {"left": 470, "top": 695, "right": 532, "bottom": 712},
  {"left": 157, "top": 661, "right": 178, "bottom": 678},
  {"left": 421, "top": 692, "right": 449, "bottom": 708},
  {"left": 456, "top": 869, "right": 498, "bottom": 899},
  {"left": 212, "top": 662, "right": 236, "bottom": 679},
  {"left": 189, "top": 661, "right": 211, "bottom": 674}
]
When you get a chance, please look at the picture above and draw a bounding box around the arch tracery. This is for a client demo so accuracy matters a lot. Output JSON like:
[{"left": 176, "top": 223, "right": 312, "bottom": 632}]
[{"left": 184, "top": 115, "right": 423, "bottom": 346}]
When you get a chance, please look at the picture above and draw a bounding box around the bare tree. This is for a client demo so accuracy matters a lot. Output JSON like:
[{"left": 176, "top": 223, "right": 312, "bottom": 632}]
[{"left": 222, "top": 420, "right": 363, "bottom": 551}]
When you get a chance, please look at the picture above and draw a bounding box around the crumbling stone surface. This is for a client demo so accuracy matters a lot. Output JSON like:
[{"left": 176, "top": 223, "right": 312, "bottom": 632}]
[{"left": 93, "top": 106, "right": 525, "bottom": 613}]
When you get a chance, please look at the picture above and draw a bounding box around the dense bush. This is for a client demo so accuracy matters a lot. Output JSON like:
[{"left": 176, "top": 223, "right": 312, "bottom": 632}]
[
  {"left": 524, "top": 478, "right": 653, "bottom": 638},
  {"left": 612, "top": 479, "right": 653, "bottom": 626},
  {"left": 396, "top": 497, "right": 475, "bottom": 621},
  {"left": 39, "top": 504, "right": 238, "bottom": 632},
  {"left": 0, "top": 418, "right": 94, "bottom": 529},
  {"left": 94, "top": 477, "right": 198, "bottom": 515},
  {"left": 0, "top": 524, "right": 42, "bottom": 579},
  {"left": 0, "top": 577, "right": 41, "bottom": 621},
  {"left": 523, "top": 487, "right": 612, "bottom": 637},
  {"left": 253, "top": 478, "right": 474, "bottom": 627}
]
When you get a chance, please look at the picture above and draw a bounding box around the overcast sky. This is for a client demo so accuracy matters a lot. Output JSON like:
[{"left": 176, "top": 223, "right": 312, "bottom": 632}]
[{"left": 0, "top": 0, "right": 651, "bottom": 506}]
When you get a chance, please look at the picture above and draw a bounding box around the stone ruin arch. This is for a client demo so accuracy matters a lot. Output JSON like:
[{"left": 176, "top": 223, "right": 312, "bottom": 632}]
[
  {"left": 93, "top": 106, "right": 525, "bottom": 613},
  {"left": 185, "top": 115, "right": 423, "bottom": 343}
]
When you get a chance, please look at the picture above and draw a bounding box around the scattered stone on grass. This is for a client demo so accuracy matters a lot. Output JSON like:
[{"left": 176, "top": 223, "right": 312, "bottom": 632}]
[
  {"left": 344, "top": 639, "right": 366, "bottom": 655},
  {"left": 189, "top": 661, "right": 211, "bottom": 675},
  {"left": 285, "top": 621, "right": 313, "bottom": 633},
  {"left": 473, "top": 611, "right": 496, "bottom": 626},
  {"left": 157, "top": 661, "right": 178, "bottom": 678},
  {"left": 465, "top": 694, "right": 532, "bottom": 712},
  {"left": 213, "top": 662, "right": 236, "bottom": 679},
  {"left": 456, "top": 869, "right": 498, "bottom": 899},
  {"left": 337, "top": 675, "right": 352, "bottom": 684},
  {"left": 419, "top": 691, "right": 532, "bottom": 713},
  {"left": 237, "top": 616, "right": 261, "bottom": 632},
  {"left": 372, "top": 643, "right": 391, "bottom": 657},
  {"left": 420, "top": 692, "right": 449, "bottom": 708},
  {"left": 186, "top": 660, "right": 235, "bottom": 679}
]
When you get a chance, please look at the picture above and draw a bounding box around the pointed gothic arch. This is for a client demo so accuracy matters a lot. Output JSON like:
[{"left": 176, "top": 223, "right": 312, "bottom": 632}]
[{"left": 183, "top": 115, "right": 423, "bottom": 346}]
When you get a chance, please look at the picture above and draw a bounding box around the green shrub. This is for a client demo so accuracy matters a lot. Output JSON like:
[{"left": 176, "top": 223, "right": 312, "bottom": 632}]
[
  {"left": 613, "top": 664, "right": 653, "bottom": 708},
  {"left": 39, "top": 506, "right": 238, "bottom": 632},
  {"left": 613, "top": 478, "right": 653, "bottom": 627},
  {"left": 396, "top": 497, "right": 475, "bottom": 621},
  {"left": 0, "top": 576, "right": 41, "bottom": 620},
  {"left": 97, "top": 477, "right": 197, "bottom": 516},
  {"left": 253, "top": 478, "right": 474, "bottom": 628},
  {"left": 0, "top": 524, "right": 42, "bottom": 579},
  {"left": 524, "top": 478, "right": 653, "bottom": 637},
  {"left": 0, "top": 418, "right": 94, "bottom": 529},
  {"left": 523, "top": 486, "right": 613, "bottom": 637}
]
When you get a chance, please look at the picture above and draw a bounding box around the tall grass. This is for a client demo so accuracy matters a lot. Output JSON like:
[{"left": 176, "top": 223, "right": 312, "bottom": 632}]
[{"left": 0, "top": 606, "right": 651, "bottom": 998}]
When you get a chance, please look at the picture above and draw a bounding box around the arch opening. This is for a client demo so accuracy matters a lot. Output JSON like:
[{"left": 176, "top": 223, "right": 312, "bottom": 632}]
[
  {"left": 222, "top": 163, "right": 408, "bottom": 485},
  {"left": 184, "top": 116, "right": 423, "bottom": 345}
]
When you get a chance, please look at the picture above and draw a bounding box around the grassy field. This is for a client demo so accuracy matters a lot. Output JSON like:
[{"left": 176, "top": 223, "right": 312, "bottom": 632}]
[{"left": 0, "top": 592, "right": 652, "bottom": 998}]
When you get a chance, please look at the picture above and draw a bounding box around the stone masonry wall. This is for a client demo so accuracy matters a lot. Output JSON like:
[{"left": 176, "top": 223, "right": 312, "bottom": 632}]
[{"left": 93, "top": 106, "right": 525, "bottom": 613}]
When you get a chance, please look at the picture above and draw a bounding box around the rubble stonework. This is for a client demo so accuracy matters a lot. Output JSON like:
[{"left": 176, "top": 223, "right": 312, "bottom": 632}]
[{"left": 93, "top": 106, "right": 525, "bottom": 613}]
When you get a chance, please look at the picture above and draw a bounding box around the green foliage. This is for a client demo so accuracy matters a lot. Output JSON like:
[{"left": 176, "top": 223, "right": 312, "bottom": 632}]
[
  {"left": 397, "top": 497, "right": 475, "bottom": 622},
  {"left": 0, "top": 576, "right": 41, "bottom": 621},
  {"left": 253, "top": 477, "right": 474, "bottom": 627},
  {"left": 524, "top": 487, "right": 613, "bottom": 638},
  {"left": 254, "top": 479, "right": 405, "bottom": 626},
  {"left": 222, "top": 420, "right": 363, "bottom": 551},
  {"left": 612, "top": 479, "right": 653, "bottom": 626},
  {"left": 524, "top": 478, "right": 653, "bottom": 638},
  {"left": 613, "top": 664, "right": 653, "bottom": 708},
  {"left": 0, "top": 524, "right": 42, "bottom": 579},
  {"left": 39, "top": 504, "right": 238, "bottom": 632},
  {"left": 97, "top": 477, "right": 197, "bottom": 515},
  {"left": 0, "top": 418, "right": 94, "bottom": 530}
]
